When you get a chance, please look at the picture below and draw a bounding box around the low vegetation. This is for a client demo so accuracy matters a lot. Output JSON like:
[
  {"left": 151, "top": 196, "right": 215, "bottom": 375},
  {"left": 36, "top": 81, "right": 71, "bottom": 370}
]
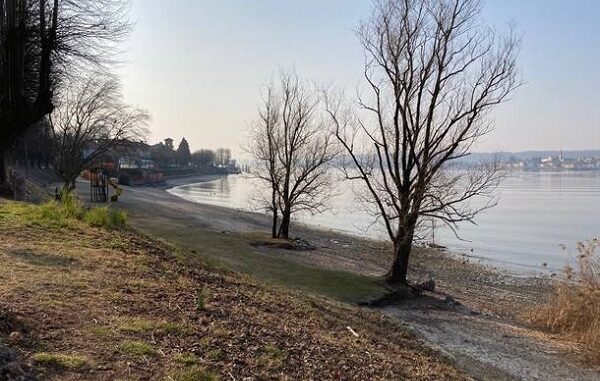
[
  {"left": 32, "top": 353, "right": 88, "bottom": 370},
  {"left": 118, "top": 340, "right": 155, "bottom": 357},
  {"left": 1, "top": 191, "right": 127, "bottom": 230},
  {"left": 167, "top": 365, "right": 219, "bottom": 381},
  {"left": 0, "top": 198, "right": 465, "bottom": 380},
  {"left": 528, "top": 239, "right": 600, "bottom": 363}
]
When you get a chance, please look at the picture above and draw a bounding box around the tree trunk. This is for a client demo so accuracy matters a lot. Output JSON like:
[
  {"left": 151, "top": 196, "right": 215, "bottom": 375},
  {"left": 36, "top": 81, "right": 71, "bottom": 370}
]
[
  {"left": 0, "top": 154, "right": 7, "bottom": 192},
  {"left": 278, "top": 208, "right": 291, "bottom": 239},
  {"left": 388, "top": 239, "right": 412, "bottom": 284},
  {"left": 271, "top": 208, "right": 278, "bottom": 239},
  {"left": 387, "top": 220, "right": 417, "bottom": 285},
  {"left": 271, "top": 186, "right": 278, "bottom": 238}
]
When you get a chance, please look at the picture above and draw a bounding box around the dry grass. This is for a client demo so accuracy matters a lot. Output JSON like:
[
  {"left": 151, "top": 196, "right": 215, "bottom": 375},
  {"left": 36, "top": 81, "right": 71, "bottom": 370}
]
[
  {"left": 0, "top": 199, "right": 466, "bottom": 380},
  {"left": 527, "top": 239, "right": 600, "bottom": 363}
]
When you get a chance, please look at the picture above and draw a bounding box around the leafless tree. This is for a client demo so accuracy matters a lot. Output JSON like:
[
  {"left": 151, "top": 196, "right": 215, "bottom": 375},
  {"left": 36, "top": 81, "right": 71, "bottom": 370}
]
[
  {"left": 191, "top": 149, "right": 216, "bottom": 168},
  {"left": 324, "top": 0, "right": 520, "bottom": 284},
  {"left": 0, "top": 0, "right": 131, "bottom": 185},
  {"left": 49, "top": 77, "right": 148, "bottom": 191},
  {"left": 215, "top": 148, "right": 232, "bottom": 167},
  {"left": 246, "top": 71, "right": 337, "bottom": 239}
]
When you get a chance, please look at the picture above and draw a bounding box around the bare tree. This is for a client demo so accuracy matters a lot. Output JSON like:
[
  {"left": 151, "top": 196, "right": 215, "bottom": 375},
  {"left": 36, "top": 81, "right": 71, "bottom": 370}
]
[
  {"left": 191, "top": 149, "right": 216, "bottom": 168},
  {"left": 49, "top": 77, "right": 148, "bottom": 191},
  {"left": 246, "top": 85, "right": 282, "bottom": 238},
  {"left": 246, "top": 70, "right": 337, "bottom": 239},
  {"left": 0, "top": 0, "right": 131, "bottom": 186},
  {"left": 325, "top": 0, "right": 520, "bottom": 284},
  {"left": 215, "top": 148, "right": 231, "bottom": 167}
]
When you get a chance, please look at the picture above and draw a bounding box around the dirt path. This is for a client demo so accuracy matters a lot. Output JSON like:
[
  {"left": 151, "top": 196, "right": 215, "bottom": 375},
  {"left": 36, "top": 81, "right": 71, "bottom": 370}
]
[
  {"left": 71, "top": 177, "right": 599, "bottom": 380},
  {"left": 382, "top": 301, "right": 596, "bottom": 381}
]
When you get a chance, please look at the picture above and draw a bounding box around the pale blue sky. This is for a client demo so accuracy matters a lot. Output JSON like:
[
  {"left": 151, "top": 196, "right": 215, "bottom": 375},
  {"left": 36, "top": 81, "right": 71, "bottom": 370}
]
[{"left": 120, "top": 0, "right": 600, "bottom": 154}]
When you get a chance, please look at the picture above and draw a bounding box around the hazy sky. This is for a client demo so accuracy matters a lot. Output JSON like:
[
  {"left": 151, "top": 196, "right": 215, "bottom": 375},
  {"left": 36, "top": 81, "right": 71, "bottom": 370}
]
[{"left": 120, "top": 0, "right": 600, "bottom": 155}]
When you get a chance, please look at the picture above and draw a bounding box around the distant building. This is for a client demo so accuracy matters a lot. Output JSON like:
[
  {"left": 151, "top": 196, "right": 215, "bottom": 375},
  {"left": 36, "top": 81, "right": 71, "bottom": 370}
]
[
  {"left": 118, "top": 156, "right": 158, "bottom": 170},
  {"left": 164, "top": 138, "right": 174, "bottom": 150}
]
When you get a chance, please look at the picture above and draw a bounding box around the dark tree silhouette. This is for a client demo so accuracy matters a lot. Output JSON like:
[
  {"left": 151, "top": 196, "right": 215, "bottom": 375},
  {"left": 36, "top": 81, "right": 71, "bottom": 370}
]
[
  {"left": 325, "top": 0, "right": 520, "bottom": 284},
  {"left": 176, "top": 137, "right": 191, "bottom": 167},
  {"left": 0, "top": 0, "right": 131, "bottom": 186}
]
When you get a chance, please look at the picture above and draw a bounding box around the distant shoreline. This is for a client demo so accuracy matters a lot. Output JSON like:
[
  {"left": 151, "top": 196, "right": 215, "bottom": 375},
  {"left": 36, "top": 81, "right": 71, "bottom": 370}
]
[
  {"left": 164, "top": 173, "right": 564, "bottom": 276},
  {"left": 161, "top": 173, "right": 227, "bottom": 189}
]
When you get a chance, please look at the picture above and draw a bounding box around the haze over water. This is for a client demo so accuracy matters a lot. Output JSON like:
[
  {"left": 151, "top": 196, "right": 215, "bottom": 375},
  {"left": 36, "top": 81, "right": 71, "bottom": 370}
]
[{"left": 169, "top": 171, "right": 600, "bottom": 274}]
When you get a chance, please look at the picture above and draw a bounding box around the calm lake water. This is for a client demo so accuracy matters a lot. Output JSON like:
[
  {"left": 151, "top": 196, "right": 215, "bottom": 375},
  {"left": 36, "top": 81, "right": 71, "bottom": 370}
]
[{"left": 168, "top": 172, "right": 600, "bottom": 274}]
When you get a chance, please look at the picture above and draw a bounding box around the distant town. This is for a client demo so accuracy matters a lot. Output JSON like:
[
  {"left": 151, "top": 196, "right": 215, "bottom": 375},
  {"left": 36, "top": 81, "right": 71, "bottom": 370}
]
[
  {"left": 454, "top": 150, "right": 600, "bottom": 171},
  {"left": 500, "top": 154, "right": 600, "bottom": 171}
]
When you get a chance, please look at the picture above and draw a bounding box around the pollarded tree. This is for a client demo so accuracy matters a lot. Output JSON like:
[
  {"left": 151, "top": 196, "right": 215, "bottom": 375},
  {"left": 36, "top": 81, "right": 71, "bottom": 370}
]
[
  {"left": 0, "top": 0, "right": 131, "bottom": 186},
  {"left": 325, "top": 0, "right": 520, "bottom": 284},
  {"left": 49, "top": 77, "right": 148, "bottom": 191},
  {"left": 246, "top": 70, "right": 337, "bottom": 239}
]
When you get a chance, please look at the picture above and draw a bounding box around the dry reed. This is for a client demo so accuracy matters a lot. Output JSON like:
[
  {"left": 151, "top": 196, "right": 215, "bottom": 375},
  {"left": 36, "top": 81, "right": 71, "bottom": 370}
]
[{"left": 527, "top": 239, "right": 600, "bottom": 363}]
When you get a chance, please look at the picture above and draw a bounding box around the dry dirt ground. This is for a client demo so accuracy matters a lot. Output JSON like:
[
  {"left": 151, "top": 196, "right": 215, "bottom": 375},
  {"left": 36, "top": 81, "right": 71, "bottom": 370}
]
[
  {"left": 97, "top": 177, "right": 600, "bottom": 381},
  {"left": 19, "top": 175, "right": 600, "bottom": 380},
  {"left": 0, "top": 200, "right": 466, "bottom": 380}
]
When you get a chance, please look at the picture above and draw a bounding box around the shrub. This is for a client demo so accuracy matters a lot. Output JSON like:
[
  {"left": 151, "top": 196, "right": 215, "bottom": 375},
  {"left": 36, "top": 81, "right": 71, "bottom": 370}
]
[
  {"left": 83, "top": 206, "right": 127, "bottom": 229},
  {"left": 84, "top": 206, "right": 110, "bottom": 227},
  {"left": 60, "top": 190, "right": 85, "bottom": 219},
  {"left": 109, "top": 209, "right": 127, "bottom": 227},
  {"left": 24, "top": 190, "right": 127, "bottom": 230},
  {"left": 527, "top": 239, "right": 600, "bottom": 363},
  {"left": 35, "top": 192, "right": 85, "bottom": 226}
]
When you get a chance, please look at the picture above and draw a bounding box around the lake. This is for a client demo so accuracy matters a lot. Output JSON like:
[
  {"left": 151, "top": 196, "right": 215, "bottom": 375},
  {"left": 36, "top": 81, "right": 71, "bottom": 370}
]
[{"left": 168, "top": 171, "right": 600, "bottom": 274}]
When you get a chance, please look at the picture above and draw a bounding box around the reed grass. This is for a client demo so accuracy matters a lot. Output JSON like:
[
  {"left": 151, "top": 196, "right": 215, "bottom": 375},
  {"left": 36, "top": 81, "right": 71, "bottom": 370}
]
[{"left": 527, "top": 239, "right": 600, "bottom": 363}]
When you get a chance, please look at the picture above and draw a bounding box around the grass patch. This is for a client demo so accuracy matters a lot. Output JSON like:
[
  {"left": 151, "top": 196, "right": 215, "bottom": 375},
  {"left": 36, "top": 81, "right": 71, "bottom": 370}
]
[
  {"left": 118, "top": 340, "right": 155, "bottom": 357},
  {"left": 173, "top": 353, "right": 200, "bottom": 366},
  {"left": 205, "top": 348, "right": 222, "bottom": 361},
  {"left": 257, "top": 344, "right": 284, "bottom": 369},
  {"left": 168, "top": 366, "right": 219, "bottom": 381},
  {"left": 196, "top": 287, "right": 212, "bottom": 311},
  {"left": 527, "top": 239, "right": 600, "bottom": 364},
  {"left": 117, "top": 317, "right": 188, "bottom": 335},
  {"left": 89, "top": 325, "right": 114, "bottom": 338},
  {"left": 0, "top": 195, "right": 127, "bottom": 230},
  {"left": 33, "top": 352, "right": 87, "bottom": 370},
  {"left": 132, "top": 221, "right": 387, "bottom": 304},
  {"left": 84, "top": 206, "right": 127, "bottom": 229}
]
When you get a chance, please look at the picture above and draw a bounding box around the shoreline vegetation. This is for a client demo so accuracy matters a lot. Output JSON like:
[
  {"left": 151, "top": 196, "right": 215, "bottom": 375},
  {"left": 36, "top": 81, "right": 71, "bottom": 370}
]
[{"left": 1, "top": 172, "right": 599, "bottom": 380}]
